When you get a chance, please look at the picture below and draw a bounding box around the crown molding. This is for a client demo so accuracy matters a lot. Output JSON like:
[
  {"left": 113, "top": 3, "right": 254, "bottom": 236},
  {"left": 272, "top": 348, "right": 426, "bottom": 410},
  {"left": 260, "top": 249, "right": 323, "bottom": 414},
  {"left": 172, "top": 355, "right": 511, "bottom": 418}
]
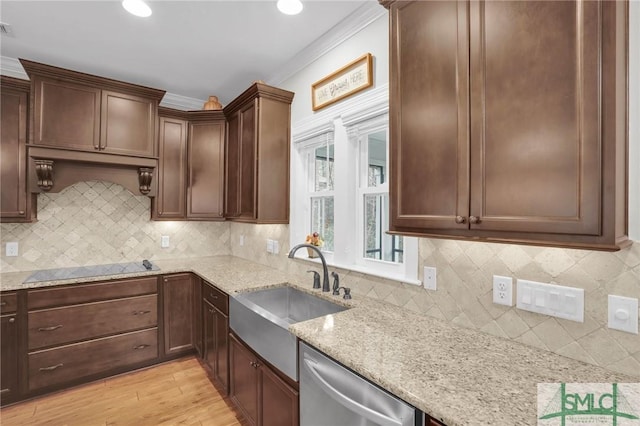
[
  {"left": 159, "top": 93, "right": 206, "bottom": 111},
  {"left": 1, "top": 55, "right": 204, "bottom": 111},
  {"left": 0, "top": 56, "right": 28, "bottom": 79},
  {"left": 266, "top": 2, "right": 386, "bottom": 87}
]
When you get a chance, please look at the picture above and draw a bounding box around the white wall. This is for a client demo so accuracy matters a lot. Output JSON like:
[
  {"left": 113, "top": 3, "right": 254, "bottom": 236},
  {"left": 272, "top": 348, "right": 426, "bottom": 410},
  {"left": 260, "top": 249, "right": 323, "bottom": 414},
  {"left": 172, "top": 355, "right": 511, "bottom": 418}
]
[{"left": 280, "top": 15, "right": 389, "bottom": 123}]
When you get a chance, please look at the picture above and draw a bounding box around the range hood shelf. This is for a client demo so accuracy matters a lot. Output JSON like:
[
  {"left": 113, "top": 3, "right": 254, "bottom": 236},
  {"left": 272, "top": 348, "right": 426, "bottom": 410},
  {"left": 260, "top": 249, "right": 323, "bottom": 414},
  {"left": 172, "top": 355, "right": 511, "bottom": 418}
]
[{"left": 28, "top": 146, "right": 158, "bottom": 197}]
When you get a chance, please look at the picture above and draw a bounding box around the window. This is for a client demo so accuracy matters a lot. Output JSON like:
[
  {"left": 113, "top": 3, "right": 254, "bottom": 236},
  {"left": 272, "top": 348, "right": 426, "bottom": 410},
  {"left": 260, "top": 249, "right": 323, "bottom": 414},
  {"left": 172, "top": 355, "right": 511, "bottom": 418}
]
[{"left": 291, "top": 98, "right": 418, "bottom": 284}]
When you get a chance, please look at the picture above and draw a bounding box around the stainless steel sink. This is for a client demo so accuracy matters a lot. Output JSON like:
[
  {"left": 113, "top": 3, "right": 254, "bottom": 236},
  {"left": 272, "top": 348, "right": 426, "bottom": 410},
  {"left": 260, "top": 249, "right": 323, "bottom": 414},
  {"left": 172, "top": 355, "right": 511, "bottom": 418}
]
[{"left": 230, "top": 286, "right": 348, "bottom": 381}]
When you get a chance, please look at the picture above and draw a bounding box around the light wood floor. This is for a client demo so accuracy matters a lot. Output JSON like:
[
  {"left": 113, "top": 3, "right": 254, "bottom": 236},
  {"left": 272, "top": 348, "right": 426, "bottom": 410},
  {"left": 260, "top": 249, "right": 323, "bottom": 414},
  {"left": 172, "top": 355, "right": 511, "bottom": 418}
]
[{"left": 0, "top": 357, "right": 244, "bottom": 426}]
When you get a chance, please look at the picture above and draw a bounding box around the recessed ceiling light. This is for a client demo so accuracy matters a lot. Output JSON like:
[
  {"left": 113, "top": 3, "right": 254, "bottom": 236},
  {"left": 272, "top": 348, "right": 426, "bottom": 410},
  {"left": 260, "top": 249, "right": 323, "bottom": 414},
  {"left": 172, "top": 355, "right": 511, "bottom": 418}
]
[
  {"left": 122, "top": 0, "right": 152, "bottom": 18},
  {"left": 277, "top": 0, "right": 303, "bottom": 16}
]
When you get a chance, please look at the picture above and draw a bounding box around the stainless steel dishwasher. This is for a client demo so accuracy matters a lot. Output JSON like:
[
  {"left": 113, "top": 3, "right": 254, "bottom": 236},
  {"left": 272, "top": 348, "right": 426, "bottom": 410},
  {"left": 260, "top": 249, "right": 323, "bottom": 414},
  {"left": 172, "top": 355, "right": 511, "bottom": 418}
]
[{"left": 300, "top": 342, "right": 422, "bottom": 426}]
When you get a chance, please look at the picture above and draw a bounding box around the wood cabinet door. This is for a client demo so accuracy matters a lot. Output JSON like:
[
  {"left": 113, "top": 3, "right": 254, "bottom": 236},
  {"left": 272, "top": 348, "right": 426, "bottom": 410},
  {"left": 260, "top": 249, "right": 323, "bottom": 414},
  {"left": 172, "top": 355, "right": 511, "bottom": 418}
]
[
  {"left": 100, "top": 90, "right": 156, "bottom": 157},
  {"left": 225, "top": 112, "right": 241, "bottom": 218},
  {"left": 32, "top": 76, "right": 101, "bottom": 151},
  {"left": 0, "top": 313, "right": 18, "bottom": 402},
  {"left": 260, "top": 363, "right": 298, "bottom": 426},
  {"left": 205, "top": 300, "right": 229, "bottom": 393},
  {"left": 0, "top": 83, "right": 29, "bottom": 221},
  {"left": 187, "top": 120, "right": 225, "bottom": 219},
  {"left": 468, "top": 0, "right": 601, "bottom": 235},
  {"left": 238, "top": 101, "right": 257, "bottom": 220},
  {"left": 155, "top": 116, "right": 187, "bottom": 219},
  {"left": 230, "top": 334, "right": 259, "bottom": 426},
  {"left": 389, "top": 1, "right": 470, "bottom": 231},
  {"left": 162, "top": 274, "right": 194, "bottom": 357},
  {"left": 193, "top": 278, "right": 202, "bottom": 357}
]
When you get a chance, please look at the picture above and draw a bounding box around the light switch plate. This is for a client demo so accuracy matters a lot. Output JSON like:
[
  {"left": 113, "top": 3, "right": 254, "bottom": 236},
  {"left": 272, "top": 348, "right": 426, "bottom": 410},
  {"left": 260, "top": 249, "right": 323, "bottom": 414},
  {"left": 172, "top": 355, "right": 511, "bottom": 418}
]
[
  {"left": 608, "top": 295, "right": 638, "bottom": 334},
  {"left": 5, "top": 242, "right": 18, "bottom": 257},
  {"left": 266, "top": 239, "right": 274, "bottom": 253},
  {"left": 239, "top": 235, "right": 245, "bottom": 246},
  {"left": 161, "top": 236, "right": 170, "bottom": 248},
  {"left": 423, "top": 266, "right": 436, "bottom": 290},
  {"left": 516, "top": 279, "right": 584, "bottom": 322}
]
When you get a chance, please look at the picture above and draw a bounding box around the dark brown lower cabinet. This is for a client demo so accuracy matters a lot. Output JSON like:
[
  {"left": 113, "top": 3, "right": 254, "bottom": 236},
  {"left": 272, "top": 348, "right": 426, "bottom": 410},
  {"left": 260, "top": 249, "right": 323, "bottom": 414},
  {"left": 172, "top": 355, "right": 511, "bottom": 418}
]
[
  {"left": 162, "top": 273, "right": 195, "bottom": 357},
  {"left": 0, "top": 312, "right": 19, "bottom": 402},
  {"left": 203, "top": 298, "right": 229, "bottom": 393},
  {"left": 229, "top": 333, "right": 298, "bottom": 426},
  {"left": 28, "top": 328, "right": 158, "bottom": 392}
]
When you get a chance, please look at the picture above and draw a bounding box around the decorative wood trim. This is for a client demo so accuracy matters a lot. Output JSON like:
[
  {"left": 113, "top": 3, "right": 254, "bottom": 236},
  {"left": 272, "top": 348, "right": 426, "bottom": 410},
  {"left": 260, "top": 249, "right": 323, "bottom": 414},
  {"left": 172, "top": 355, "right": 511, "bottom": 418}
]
[
  {"left": 34, "top": 160, "right": 53, "bottom": 191},
  {"left": 378, "top": 0, "right": 395, "bottom": 10},
  {"left": 138, "top": 168, "right": 154, "bottom": 195},
  {"left": 158, "top": 106, "right": 192, "bottom": 121},
  {"left": 223, "top": 83, "right": 294, "bottom": 117},
  {"left": 28, "top": 146, "right": 157, "bottom": 167},
  {"left": 0, "top": 75, "right": 30, "bottom": 91},
  {"left": 20, "top": 59, "right": 166, "bottom": 101}
]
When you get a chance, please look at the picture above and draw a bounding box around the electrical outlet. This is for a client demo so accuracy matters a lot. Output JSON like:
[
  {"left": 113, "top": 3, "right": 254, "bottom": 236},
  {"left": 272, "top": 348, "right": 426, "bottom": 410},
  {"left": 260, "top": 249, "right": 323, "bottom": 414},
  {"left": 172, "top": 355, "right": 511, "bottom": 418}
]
[
  {"left": 272, "top": 240, "right": 279, "bottom": 254},
  {"left": 266, "top": 239, "right": 274, "bottom": 253},
  {"left": 423, "top": 266, "right": 436, "bottom": 290},
  {"left": 161, "top": 236, "right": 170, "bottom": 248},
  {"left": 239, "top": 235, "right": 245, "bottom": 246},
  {"left": 5, "top": 242, "right": 18, "bottom": 257},
  {"left": 493, "top": 275, "right": 513, "bottom": 306}
]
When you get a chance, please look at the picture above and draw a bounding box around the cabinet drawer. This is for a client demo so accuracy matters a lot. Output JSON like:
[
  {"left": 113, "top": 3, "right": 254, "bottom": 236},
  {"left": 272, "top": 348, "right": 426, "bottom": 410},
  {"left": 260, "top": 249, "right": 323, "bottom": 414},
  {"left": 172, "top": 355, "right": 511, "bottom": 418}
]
[
  {"left": 28, "top": 276, "right": 157, "bottom": 310},
  {"left": 0, "top": 292, "right": 17, "bottom": 314},
  {"left": 29, "top": 294, "right": 157, "bottom": 350},
  {"left": 203, "top": 282, "right": 228, "bottom": 315},
  {"left": 28, "top": 327, "right": 158, "bottom": 391}
]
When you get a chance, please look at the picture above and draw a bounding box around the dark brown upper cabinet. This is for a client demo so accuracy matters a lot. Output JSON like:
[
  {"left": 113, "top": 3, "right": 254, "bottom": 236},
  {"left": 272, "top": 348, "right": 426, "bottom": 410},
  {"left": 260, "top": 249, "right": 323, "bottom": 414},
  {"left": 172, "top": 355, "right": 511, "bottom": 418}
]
[
  {"left": 21, "top": 59, "right": 164, "bottom": 158},
  {"left": 1, "top": 76, "right": 36, "bottom": 222},
  {"left": 224, "top": 83, "right": 294, "bottom": 224},
  {"left": 152, "top": 108, "right": 225, "bottom": 221},
  {"left": 383, "top": 0, "right": 629, "bottom": 250},
  {"left": 154, "top": 111, "right": 188, "bottom": 219},
  {"left": 187, "top": 111, "right": 226, "bottom": 220}
]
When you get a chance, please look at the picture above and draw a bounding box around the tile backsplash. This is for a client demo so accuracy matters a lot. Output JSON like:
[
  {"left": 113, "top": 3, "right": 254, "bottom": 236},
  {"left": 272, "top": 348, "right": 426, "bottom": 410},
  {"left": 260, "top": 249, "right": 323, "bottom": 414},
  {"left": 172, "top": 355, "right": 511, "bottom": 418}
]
[
  {"left": 0, "top": 181, "right": 230, "bottom": 272},
  {"left": 1, "top": 183, "right": 637, "bottom": 378},
  {"left": 229, "top": 222, "right": 640, "bottom": 378}
]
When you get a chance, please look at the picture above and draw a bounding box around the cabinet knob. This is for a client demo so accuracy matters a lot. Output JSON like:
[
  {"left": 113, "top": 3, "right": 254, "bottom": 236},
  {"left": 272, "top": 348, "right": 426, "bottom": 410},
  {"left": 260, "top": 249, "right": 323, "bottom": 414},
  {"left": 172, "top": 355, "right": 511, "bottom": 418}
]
[
  {"left": 0, "top": 301, "right": 6, "bottom": 306},
  {"left": 164, "top": 279, "right": 168, "bottom": 282},
  {"left": 19, "top": 211, "right": 25, "bottom": 215},
  {"left": 455, "top": 216, "right": 466, "bottom": 224},
  {"left": 469, "top": 216, "right": 480, "bottom": 224},
  {"left": 209, "top": 308, "right": 214, "bottom": 314},
  {"left": 8, "top": 318, "right": 15, "bottom": 323},
  {"left": 210, "top": 293, "right": 218, "bottom": 299}
]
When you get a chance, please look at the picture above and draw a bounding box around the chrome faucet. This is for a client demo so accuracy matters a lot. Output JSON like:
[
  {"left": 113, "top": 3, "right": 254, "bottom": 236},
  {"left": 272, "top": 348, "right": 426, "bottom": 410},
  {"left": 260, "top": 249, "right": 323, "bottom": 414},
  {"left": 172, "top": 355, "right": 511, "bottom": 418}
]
[{"left": 288, "top": 244, "right": 330, "bottom": 292}]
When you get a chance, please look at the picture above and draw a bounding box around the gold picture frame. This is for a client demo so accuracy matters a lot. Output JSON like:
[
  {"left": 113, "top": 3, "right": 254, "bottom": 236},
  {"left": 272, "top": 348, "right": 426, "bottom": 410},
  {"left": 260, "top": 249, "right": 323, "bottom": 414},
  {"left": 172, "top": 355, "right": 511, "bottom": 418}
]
[{"left": 311, "top": 53, "right": 373, "bottom": 111}]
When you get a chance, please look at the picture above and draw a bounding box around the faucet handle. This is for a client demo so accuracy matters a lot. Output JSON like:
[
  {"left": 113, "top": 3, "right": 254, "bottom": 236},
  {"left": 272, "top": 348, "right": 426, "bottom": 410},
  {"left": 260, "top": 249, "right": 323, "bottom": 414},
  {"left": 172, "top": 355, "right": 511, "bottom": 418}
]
[
  {"left": 307, "top": 270, "right": 321, "bottom": 289},
  {"left": 331, "top": 272, "right": 340, "bottom": 295}
]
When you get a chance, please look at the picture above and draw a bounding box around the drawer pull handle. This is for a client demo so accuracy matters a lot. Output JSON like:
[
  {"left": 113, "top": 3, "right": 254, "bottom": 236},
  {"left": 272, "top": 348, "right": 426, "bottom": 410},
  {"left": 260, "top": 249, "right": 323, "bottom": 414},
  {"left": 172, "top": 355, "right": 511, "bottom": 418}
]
[
  {"left": 133, "top": 344, "right": 150, "bottom": 350},
  {"left": 8, "top": 318, "right": 15, "bottom": 323},
  {"left": 0, "top": 301, "right": 7, "bottom": 306},
  {"left": 210, "top": 293, "right": 218, "bottom": 299},
  {"left": 39, "top": 363, "right": 63, "bottom": 372},
  {"left": 132, "top": 310, "right": 151, "bottom": 316},
  {"left": 38, "top": 325, "right": 63, "bottom": 332}
]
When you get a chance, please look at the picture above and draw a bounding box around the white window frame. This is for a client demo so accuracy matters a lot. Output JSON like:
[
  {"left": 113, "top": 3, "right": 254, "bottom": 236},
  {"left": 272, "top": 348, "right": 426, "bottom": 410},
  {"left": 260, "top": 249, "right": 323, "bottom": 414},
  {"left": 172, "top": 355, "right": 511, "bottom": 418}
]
[{"left": 290, "top": 85, "right": 419, "bottom": 285}]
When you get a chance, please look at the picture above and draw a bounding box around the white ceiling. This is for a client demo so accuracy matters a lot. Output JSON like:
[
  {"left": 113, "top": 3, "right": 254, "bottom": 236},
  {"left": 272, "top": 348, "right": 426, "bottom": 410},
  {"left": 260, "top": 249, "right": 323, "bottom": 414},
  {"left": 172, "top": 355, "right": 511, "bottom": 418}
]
[{"left": 0, "top": 0, "right": 373, "bottom": 108}]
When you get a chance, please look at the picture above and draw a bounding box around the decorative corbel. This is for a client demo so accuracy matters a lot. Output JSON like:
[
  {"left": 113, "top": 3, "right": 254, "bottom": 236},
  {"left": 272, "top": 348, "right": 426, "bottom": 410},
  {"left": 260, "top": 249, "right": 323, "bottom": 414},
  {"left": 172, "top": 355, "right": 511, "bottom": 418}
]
[
  {"left": 35, "top": 160, "right": 54, "bottom": 191},
  {"left": 138, "top": 167, "right": 154, "bottom": 195}
]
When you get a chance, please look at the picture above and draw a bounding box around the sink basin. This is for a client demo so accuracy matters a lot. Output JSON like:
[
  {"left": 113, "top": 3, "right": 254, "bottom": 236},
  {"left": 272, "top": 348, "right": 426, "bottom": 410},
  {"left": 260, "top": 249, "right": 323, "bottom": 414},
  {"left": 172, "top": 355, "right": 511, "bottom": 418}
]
[{"left": 229, "top": 286, "right": 348, "bottom": 381}]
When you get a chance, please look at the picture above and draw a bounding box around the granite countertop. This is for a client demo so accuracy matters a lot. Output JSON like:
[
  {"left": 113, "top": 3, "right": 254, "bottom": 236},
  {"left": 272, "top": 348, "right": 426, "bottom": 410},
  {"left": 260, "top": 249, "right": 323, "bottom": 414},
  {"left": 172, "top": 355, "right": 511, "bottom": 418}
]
[{"left": 1, "top": 256, "right": 637, "bottom": 425}]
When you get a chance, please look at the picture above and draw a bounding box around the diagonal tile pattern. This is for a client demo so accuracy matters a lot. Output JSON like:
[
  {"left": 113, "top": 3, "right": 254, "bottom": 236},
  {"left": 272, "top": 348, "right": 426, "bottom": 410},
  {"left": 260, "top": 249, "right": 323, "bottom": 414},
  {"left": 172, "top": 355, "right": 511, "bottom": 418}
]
[{"left": 0, "top": 181, "right": 637, "bottom": 378}]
